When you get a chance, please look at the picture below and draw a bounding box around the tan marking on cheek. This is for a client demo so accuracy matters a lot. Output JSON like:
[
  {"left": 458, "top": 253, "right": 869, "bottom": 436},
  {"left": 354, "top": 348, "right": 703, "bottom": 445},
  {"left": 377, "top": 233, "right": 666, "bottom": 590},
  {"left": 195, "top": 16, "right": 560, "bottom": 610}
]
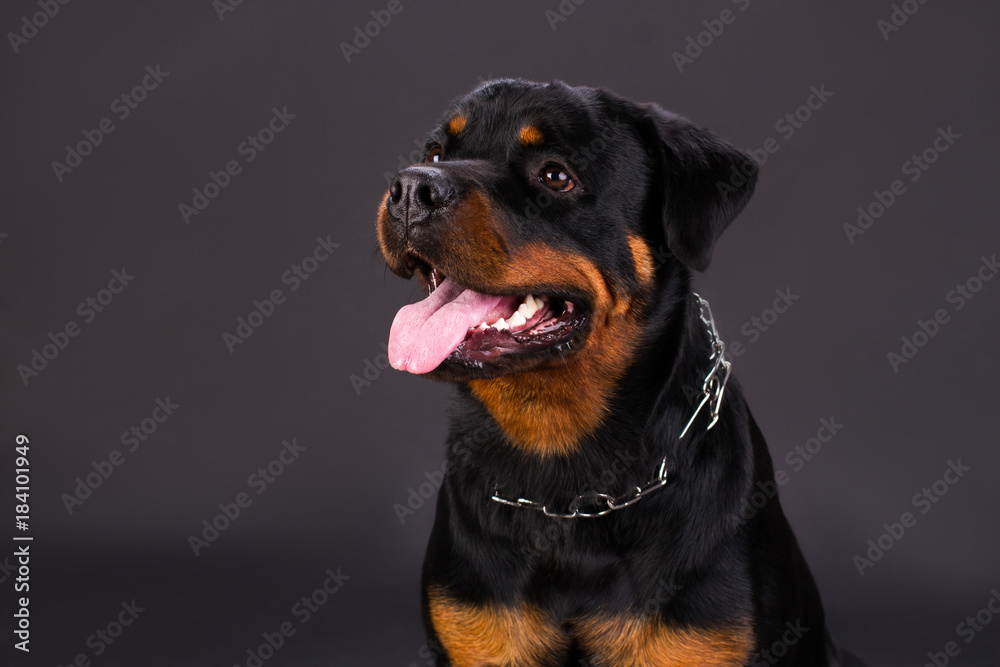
[
  {"left": 376, "top": 190, "right": 392, "bottom": 256},
  {"left": 469, "top": 244, "right": 647, "bottom": 456},
  {"left": 376, "top": 189, "right": 415, "bottom": 276},
  {"left": 519, "top": 125, "right": 544, "bottom": 145},
  {"left": 628, "top": 233, "right": 657, "bottom": 287},
  {"left": 496, "top": 244, "right": 613, "bottom": 312},
  {"left": 577, "top": 616, "right": 754, "bottom": 667},
  {"left": 382, "top": 188, "right": 508, "bottom": 283},
  {"left": 428, "top": 586, "right": 568, "bottom": 667},
  {"left": 447, "top": 114, "right": 467, "bottom": 135},
  {"left": 438, "top": 190, "right": 509, "bottom": 279}
]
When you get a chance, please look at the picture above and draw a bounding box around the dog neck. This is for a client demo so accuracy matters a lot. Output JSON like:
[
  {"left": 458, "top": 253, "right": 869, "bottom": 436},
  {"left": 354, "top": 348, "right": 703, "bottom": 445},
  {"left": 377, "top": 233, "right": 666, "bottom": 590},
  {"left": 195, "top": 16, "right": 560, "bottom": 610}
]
[
  {"left": 464, "top": 276, "right": 700, "bottom": 458},
  {"left": 443, "top": 286, "right": 752, "bottom": 536}
]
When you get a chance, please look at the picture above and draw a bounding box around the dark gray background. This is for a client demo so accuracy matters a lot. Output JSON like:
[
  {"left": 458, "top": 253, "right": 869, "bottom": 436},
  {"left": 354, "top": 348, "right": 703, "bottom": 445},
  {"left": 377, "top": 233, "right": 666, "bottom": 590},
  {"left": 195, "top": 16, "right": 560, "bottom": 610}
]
[{"left": 1, "top": 1, "right": 998, "bottom": 665}]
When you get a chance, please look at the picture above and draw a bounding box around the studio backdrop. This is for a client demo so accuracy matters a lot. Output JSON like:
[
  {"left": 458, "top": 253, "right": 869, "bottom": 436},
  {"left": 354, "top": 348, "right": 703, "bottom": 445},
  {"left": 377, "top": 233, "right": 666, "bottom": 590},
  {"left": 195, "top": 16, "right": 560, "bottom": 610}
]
[{"left": 1, "top": 1, "right": 998, "bottom": 665}]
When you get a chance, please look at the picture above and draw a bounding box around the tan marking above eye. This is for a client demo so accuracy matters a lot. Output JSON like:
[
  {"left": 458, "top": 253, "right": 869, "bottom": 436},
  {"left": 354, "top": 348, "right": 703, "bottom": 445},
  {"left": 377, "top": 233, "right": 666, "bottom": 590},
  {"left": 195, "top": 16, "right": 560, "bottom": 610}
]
[
  {"left": 519, "top": 125, "right": 544, "bottom": 145},
  {"left": 447, "top": 115, "right": 467, "bottom": 135}
]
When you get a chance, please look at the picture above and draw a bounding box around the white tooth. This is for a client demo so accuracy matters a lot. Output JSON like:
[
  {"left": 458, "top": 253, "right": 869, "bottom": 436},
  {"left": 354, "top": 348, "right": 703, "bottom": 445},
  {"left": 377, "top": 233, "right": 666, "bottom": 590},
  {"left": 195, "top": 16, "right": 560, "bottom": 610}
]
[
  {"left": 508, "top": 311, "right": 526, "bottom": 327},
  {"left": 477, "top": 322, "right": 489, "bottom": 330},
  {"left": 518, "top": 302, "right": 535, "bottom": 319},
  {"left": 492, "top": 318, "right": 509, "bottom": 330}
]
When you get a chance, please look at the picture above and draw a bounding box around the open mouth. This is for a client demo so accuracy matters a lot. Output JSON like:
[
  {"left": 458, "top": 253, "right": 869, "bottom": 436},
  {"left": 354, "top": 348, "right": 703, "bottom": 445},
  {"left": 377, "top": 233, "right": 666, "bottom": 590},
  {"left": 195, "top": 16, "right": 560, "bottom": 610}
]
[{"left": 388, "top": 258, "right": 589, "bottom": 374}]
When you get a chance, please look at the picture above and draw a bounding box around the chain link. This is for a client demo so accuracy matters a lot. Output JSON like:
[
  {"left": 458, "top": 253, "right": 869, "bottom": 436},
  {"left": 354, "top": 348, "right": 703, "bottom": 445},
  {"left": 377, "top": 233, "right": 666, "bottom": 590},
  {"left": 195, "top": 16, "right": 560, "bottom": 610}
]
[{"left": 490, "top": 292, "right": 731, "bottom": 519}]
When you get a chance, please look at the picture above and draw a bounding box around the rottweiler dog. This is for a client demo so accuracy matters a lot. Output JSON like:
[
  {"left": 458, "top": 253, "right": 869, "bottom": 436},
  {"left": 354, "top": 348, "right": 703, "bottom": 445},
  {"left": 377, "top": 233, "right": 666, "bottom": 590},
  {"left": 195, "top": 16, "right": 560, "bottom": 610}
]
[{"left": 376, "top": 79, "right": 863, "bottom": 667}]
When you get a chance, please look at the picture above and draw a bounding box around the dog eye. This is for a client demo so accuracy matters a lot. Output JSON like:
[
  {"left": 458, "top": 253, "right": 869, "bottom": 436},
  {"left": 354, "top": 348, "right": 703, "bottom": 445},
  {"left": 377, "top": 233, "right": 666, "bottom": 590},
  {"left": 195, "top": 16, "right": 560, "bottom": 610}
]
[
  {"left": 540, "top": 164, "right": 574, "bottom": 191},
  {"left": 425, "top": 146, "right": 444, "bottom": 163}
]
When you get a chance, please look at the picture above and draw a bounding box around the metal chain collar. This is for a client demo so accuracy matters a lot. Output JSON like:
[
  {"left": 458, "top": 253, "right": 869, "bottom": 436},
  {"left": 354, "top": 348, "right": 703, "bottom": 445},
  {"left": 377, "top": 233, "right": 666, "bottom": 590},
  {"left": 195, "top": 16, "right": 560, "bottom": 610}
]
[{"left": 490, "top": 293, "right": 732, "bottom": 519}]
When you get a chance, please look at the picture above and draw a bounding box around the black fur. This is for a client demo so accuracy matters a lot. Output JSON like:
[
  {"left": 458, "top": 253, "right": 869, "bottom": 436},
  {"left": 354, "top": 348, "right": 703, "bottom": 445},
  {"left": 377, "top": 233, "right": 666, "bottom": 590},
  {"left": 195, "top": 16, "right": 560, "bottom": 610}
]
[{"left": 379, "top": 79, "right": 863, "bottom": 666}]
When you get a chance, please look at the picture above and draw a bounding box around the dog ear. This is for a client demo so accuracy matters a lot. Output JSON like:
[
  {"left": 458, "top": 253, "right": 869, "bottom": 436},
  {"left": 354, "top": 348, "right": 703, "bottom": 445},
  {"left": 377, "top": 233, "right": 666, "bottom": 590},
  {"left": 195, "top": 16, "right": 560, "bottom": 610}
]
[{"left": 640, "top": 103, "right": 758, "bottom": 272}]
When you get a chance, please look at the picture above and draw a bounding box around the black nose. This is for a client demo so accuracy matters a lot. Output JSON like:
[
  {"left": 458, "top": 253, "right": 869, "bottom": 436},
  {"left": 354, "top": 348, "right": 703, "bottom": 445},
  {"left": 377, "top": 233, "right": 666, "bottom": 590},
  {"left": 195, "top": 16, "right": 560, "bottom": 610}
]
[{"left": 387, "top": 167, "right": 455, "bottom": 228}]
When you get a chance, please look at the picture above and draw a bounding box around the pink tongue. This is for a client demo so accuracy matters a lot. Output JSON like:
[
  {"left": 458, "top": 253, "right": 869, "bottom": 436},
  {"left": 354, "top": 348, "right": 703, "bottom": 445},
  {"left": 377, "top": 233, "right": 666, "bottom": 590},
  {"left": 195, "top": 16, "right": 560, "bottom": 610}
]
[{"left": 388, "top": 278, "right": 506, "bottom": 374}]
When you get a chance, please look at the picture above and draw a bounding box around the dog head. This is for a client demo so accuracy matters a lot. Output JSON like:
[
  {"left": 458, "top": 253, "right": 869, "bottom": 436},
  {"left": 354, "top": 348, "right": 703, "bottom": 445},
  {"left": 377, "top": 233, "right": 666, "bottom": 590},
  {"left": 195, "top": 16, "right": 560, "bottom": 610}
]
[{"left": 376, "top": 79, "right": 757, "bottom": 453}]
